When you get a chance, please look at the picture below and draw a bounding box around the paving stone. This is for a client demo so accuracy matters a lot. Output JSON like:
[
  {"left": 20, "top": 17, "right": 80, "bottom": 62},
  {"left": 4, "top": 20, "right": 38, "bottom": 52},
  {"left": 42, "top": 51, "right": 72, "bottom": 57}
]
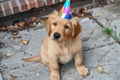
[
  {"left": 80, "top": 18, "right": 114, "bottom": 51},
  {"left": 0, "top": 73, "right": 2, "bottom": 80},
  {"left": 91, "top": 5, "right": 120, "bottom": 32}
]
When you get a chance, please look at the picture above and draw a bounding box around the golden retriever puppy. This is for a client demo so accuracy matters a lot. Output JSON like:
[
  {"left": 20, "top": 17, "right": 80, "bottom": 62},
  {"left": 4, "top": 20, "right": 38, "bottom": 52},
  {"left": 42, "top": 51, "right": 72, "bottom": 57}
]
[{"left": 22, "top": 11, "right": 89, "bottom": 80}]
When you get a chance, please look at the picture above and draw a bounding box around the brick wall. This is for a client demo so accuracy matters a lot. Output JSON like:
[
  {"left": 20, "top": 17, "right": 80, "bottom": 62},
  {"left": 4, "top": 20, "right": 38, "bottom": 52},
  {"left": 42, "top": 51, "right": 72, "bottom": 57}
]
[{"left": 0, "top": 0, "right": 65, "bottom": 18}]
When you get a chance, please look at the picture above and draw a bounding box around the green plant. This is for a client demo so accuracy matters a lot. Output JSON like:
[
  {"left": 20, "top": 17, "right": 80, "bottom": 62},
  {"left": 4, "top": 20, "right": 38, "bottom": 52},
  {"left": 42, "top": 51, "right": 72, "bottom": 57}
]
[{"left": 102, "top": 26, "right": 120, "bottom": 43}]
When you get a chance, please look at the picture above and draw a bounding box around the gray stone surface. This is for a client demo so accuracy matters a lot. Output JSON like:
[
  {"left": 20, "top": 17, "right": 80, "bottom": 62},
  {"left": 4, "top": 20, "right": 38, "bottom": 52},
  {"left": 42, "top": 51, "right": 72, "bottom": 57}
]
[
  {"left": 90, "top": 4, "right": 120, "bottom": 32},
  {"left": 0, "top": 4, "right": 120, "bottom": 80},
  {"left": 80, "top": 18, "right": 115, "bottom": 51},
  {"left": 0, "top": 73, "right": 2, "bottom": 80}
]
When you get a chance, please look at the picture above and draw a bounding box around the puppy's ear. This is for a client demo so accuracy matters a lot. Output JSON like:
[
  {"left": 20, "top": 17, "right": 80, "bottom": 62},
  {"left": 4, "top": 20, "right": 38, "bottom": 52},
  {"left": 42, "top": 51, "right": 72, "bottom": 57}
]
[
  {"left": 45, "top": 18, "right": 51, "bottom": 36},
  {"left": 71, "top": 17, "right": 82, "bottom": 38},
  {"left": 45, "top": 11, "right": 59, "bottom": 36}
]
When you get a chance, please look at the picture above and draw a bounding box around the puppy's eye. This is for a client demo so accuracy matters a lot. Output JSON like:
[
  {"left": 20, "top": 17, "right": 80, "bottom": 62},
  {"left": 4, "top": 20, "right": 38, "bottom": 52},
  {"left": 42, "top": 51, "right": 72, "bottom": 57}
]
[
  {"left": 53, "top": 22, "right": 57, "bottom": 26},
  {"left": 64, "top": 25, "right": 69, "bottom": 29}
]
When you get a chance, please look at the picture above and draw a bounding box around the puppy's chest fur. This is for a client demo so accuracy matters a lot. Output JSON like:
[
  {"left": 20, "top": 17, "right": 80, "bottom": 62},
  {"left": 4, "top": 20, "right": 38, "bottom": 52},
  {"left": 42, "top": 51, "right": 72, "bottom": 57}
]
[
  {"left": 58, "top": 41, "right": 82, "bottom": 64},
  {"left": 58, "top": 46, "right": 73, "bottom": 64}
]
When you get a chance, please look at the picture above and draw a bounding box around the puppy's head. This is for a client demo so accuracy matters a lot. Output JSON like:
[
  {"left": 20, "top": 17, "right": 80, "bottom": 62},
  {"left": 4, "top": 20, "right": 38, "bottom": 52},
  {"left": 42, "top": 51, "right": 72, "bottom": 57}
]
[{"left": 45, "top": 11, "right": 82, "bottom": 42}]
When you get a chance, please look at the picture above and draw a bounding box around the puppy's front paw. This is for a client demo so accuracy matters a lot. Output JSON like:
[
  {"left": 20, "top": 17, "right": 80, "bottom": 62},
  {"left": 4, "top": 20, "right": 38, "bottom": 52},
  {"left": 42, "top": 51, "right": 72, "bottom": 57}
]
[
  {"left": 77, "top": 66, "right": 89, "bottom": 77},
  {"left": 50, "top": 72, "right": 60, "bottom": 80}
]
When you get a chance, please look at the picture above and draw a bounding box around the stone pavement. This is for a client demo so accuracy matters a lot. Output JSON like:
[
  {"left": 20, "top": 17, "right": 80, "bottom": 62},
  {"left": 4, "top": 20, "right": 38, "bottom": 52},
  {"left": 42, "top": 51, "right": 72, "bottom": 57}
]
[{"left": 0, "top": 4, "right": 120, "bottom": 80}]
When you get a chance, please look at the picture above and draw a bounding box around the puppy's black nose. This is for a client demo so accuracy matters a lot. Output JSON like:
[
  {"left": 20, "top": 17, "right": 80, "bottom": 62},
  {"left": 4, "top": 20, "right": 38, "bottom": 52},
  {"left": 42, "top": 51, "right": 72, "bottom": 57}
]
[{"left": 54, "top": 32, "right": 61, "bottom": 40}]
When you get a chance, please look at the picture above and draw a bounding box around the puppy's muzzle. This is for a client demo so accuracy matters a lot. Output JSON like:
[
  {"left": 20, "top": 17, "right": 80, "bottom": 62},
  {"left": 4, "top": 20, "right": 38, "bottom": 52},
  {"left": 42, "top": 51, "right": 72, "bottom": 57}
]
[{"left": 54, "top": 32, "right": 61, "bottom": 40}]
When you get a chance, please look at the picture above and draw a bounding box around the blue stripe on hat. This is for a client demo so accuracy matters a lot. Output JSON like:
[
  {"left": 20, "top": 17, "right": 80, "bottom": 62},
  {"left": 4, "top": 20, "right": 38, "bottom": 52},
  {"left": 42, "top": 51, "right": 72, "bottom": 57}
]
[{"left": 64, "top": 13, "right": 72, "bottom": 19}]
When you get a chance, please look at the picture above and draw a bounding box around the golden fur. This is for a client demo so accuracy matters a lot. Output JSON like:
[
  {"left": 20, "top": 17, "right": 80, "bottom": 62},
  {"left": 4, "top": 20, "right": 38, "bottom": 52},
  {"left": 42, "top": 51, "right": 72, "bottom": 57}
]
[{"left": 22, "top": 11, "right": 89, "bottom": 80}]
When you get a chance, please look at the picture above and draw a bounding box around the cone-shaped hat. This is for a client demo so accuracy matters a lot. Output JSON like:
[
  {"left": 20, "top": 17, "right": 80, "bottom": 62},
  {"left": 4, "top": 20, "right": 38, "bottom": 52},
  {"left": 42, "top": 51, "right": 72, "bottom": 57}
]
[{"left": 59, "top": 0, "right": 72, "bottom": 19}]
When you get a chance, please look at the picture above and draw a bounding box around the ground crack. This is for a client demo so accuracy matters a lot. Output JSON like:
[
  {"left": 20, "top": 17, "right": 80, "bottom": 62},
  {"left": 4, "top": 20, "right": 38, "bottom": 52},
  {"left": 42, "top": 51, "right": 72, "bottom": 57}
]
[{"left": 83, "top": 42, "right": 115, "bottom": 51}]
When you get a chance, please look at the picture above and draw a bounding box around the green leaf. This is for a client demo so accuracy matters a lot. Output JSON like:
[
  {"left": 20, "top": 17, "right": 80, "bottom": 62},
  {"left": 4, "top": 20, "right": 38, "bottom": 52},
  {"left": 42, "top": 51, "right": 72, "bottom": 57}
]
[
  {"left": 101, "top": 27, "right": 113, "bottom": 36},
  {"left": 101, "top": 27, "right": 120, "bottom": 43}
]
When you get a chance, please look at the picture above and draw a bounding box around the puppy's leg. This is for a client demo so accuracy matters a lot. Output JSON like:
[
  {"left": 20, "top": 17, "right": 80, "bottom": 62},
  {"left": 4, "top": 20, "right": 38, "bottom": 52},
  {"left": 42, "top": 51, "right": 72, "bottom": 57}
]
[
  {"left": 74, "top": 50, "right": 89, "bottom": 77},
  {"left": 49, "top": 56, "right": 60, "bottom": 80}
]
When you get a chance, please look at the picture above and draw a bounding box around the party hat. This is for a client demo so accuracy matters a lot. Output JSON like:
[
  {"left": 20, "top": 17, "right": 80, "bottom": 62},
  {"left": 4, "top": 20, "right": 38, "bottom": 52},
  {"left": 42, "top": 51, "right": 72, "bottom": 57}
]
[{"left": 59, "top": 0, "right": 72, "bottom": 19}]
